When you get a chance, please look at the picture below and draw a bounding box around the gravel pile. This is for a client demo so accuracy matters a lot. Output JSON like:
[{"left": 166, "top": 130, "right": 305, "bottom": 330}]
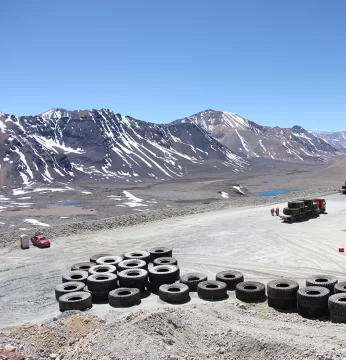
[
  {"left": 0, "top": 186, "right": 338, "bottom": 249},
  {"left": 2, "top": 301, "right": 346, "bottom": 360}
]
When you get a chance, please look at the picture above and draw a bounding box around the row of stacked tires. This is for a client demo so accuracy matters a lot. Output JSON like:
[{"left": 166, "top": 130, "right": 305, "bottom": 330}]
[{"left": 55, "top": 248, "right": 346, "bottom": 323}]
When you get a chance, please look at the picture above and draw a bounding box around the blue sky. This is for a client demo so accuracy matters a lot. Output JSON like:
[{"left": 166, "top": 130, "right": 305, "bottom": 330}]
[{"left": 1, "top": 0, "right": 345, "bottom": 131}]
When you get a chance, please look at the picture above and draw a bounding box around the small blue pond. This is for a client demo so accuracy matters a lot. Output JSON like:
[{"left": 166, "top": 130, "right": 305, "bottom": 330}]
[
  {"left": 257, "top": 189, "right": 292, "bottom": 197},
  {"left": 47, "top": 201, "right": 89, "bottom": 207}
]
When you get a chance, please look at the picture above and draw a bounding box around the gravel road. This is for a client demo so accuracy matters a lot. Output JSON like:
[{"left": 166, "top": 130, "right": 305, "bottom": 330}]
[{"left": 1, "top": 191, "right": 346, "bottom": 359}]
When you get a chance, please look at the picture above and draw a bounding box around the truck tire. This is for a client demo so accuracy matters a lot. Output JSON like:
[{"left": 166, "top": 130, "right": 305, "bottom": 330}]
[
  {"left": 216, "top": 271, "right": 244, "bottom": 290},
  {"left": 148, "top": 265, "right": 180, "bottom": 293},
  {"left": 197, "top": 280, "right": 227, "bottom": 300},
  {"left": 153, "top": 257, "right": 178, "bottom": 266},
  {"left": 117, "top": 268, "right": 148, "bottom": 291},
  {"left": 235, "top": 282, "right": 266, "bottom": 302},
  {"left": 330, "top": 313, "right": 346, "bottom": 323},
  {"left": 267, "top": 297, "right": 296, "bottom": 309},
  {"left": 306, "top": 275, "right": 337, "bottom": 293},
  {"left": 87, "top": 273, "right": 118, "bottom": 292},
  {"left": 267, "top": 279, "right": 299, "bottom": 299},
  {"left": 124, "top": 251, "right": 150, "bottom": 264},
  {"left": 90, "top": 253, "right": 112, "bottom": 263},
  {"left": 83, "top": 285, "right": 109, "bottom": 303},
  {"left": 59, "top": 292, "right": 92, "bottom": 312},
  {"left": 71, "top": 262, "right": 94, "bottom": 271},
  {"left": 55, "top": 282, "right": 85, "bottom": 300},
  {"left": 96, "top": 255, "right": 123, "bottom": 268},
  {"left": 109, "top": 288, "right": 141, "bottom": 307},
  {"left": 180, "top": 273, "right": 207, "bottom": 292},
  {"left": 297, "top": 286, "right": 330, "bottom": 308},
  {"left": 297, "top": 304, "right": 327, "bottom": 318},
  {"left": 159, "top": 283, "right": 189, "bottom": 303},
  {"left": 288, "top": 201, "right": 304, "bottom": 209},
  {"left": 149, "top": 247, "right": 173, "bottom": 262},
  {"left": 62, "top": 271, "right": 88, "bottom": 284},
  {"left": 117, "top": 259, "right": 147, "bottom": 272},
  {"left": 328, "top": 293, "right": 346, "bottom": 315},
  {"left": 334, "top": 281, "right": 346, "bottom": 294},
  {"left": 88, "top": 264, "right": 116, "bottom": 275}
]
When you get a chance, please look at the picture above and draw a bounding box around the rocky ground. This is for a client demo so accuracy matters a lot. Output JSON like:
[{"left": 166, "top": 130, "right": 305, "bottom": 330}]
[{"left": 1, "top": 191, "right": 346, "bottom": 359}]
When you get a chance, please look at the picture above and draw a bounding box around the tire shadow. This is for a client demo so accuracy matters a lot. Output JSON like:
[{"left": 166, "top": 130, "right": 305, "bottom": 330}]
[{"left": 141, "top": 289, "right": 151, "bottom": 299}]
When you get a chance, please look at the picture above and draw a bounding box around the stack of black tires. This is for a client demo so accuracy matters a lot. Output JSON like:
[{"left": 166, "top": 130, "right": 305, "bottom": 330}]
[{"left": 56, "top": 251, "right": 346, "bottom": 323}]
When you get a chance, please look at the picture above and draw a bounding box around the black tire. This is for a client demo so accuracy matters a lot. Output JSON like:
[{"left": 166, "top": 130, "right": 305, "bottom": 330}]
[
  {"left": 235, "top": 281, "right": 266, "bottom": 302},
  {"left": 149, "top": 247, "right": 173, "bottom": 262},
  {"left": 124, "top": 251, "right": 150, "bottom": 263},
  {"left": 334, "top": 281, "right": 346, "bottom": 294},
  {"left": 342, "top": 185, "right": 346, "bottom": 190},
  {"left": 59, "top": 292, "right": 92, "bottom": 312},
  {"left": 267, "top": 296, "right": 296, "bottom": 310},
  {"left": 216, "top": 271, "right": 244, "bottom": 290},
  {"left": 159, "top": 283, "right": 189, "bottom": 303},
  {"left": 330, "top": 313, "right": 346, "bottom": 323},
  {"left": 288, "top": 201, "right": 304, "bottom": 209},
  {"left": 197, "top": 280, "right": 227, "bottom": 300},
  {"left": 90, "top": 253, "right": 112, "bottom": 263},
  {"left": 297, "top": 286, "right": 330, "bottom": 307},
  {"left": 87, "top": 273, "right": 118, "bottom": 292},
  {"left": 109, "top": 288, "right": 141, "bottom": 307},
  {"left": 148, "top": 265, "right": 180, "bottom": 287},
  {"left": 117, "top": 259, "right": 147, "bottom": 272},
  {"left": 306, "top": 275, "right": 337, "bottom": 293},
  {"left": 153, "top": 257, "right": 178, "bottom": 267},
  {"left": 328, "top": 293, "right": 346, "bottom": 315},
  {"left": 88, "top": 264, "right": 116, "bottom": 275},
  {"left": 55, "top": 281, "right": 85, "bottom": 300},
  {"left": 267, "top": 279, "right": 299, "bottom": 299},
  {"left": 62, "top": 271, "right": 88, "bottom": 284},
  {"left": 297, "top": 304, "right": 327, "bottom": 318},
  {"left": 83, "top": 285, "right": 109, "bottom": 303},
  {"left": 71, "top": 262, "right": 94, "bottom": 271},
  {"left": 96, "top": 255, "right": 123, "bottom": 268},
  {"left": 180, "top": 273, "right": 207, "bottom": 292},
  {"left": 118, "top": 269, "right": 148, "bottom": 292}
]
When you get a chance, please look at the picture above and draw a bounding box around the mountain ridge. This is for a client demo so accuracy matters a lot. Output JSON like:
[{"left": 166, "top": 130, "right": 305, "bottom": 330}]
[{"left": 0, "top": 109, "right": 247, "bottom": 186}]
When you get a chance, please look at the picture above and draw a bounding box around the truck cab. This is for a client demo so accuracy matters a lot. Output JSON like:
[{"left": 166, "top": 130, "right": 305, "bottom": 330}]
[{"left": 313, "top": 198, "right": 326, "bottom": 213}]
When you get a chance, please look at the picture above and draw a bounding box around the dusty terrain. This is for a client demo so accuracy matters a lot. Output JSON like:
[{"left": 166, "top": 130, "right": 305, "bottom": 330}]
[
  {"left": 1, "top": 191, "right": 346, "bottom": 359},
  {"left": 1, "top": 155, "right": 345, "bottom": 235}
]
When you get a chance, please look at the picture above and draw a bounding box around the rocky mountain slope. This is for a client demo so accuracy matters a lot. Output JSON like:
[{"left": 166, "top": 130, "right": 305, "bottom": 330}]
[
  {"left": 0, "top": 109, "right": 247, "bottom": 186},
  {"left": 310, "top": 130, "right": 346, "bottom": 150},
  {"left": 173, "top": 110, "right": 339, "bottom": 162}
]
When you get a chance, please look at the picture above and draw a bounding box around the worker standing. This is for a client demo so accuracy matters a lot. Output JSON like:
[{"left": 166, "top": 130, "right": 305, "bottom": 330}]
[
  {"left": 275, "top": 207, "right": 279, "bottom": 216},
  {"left": 271, "top": 208, "right": 274, "bottom": 216}
]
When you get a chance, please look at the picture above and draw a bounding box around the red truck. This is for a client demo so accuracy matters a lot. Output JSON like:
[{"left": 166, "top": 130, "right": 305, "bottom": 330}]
[
  {"left": 31, "top": 233, "right": 51, "bottom": 248},
  {"left": 313, "top": 198, "right": 326, "bottom": 213}
]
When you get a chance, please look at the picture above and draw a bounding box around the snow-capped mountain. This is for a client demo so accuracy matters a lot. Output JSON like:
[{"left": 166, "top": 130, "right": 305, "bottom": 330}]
[
  {"left": 310, "top": 130, "right": 346, "bottom": 150},
  {"left": 0, "top": 109, "right": 247, "bottom": 186},
  {"left": 173, "top": 110, "right": 339, "bottom": 162}
]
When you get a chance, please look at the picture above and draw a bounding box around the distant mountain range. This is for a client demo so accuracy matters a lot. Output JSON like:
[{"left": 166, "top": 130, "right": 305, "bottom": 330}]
[
  {"left": 174, "top": 110, "right": 338, "bottom": 162},
  {"left": 0, "top": 108, "right": 341, "bottom": 186},
  {"left": 309, "top": 130, "right": 346, "bottom": 151}
]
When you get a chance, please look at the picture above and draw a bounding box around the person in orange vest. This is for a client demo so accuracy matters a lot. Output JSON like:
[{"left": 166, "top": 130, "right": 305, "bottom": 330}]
[
  {"left": 275, "top": 207, "right": 279, "bottom": 216},
  {"left": 270, "top": 208, "right": 274, "bottom": 216}
]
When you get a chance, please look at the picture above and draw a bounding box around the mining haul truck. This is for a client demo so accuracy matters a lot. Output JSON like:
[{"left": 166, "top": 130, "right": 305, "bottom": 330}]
[{"left": 280, "top": 198, "right": 326, "bottom": 223}]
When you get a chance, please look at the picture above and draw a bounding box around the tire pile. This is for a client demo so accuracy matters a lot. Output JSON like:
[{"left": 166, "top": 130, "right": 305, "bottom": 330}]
[{"left": 55, "top": 249, "right": 346, "bottom": 323}]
